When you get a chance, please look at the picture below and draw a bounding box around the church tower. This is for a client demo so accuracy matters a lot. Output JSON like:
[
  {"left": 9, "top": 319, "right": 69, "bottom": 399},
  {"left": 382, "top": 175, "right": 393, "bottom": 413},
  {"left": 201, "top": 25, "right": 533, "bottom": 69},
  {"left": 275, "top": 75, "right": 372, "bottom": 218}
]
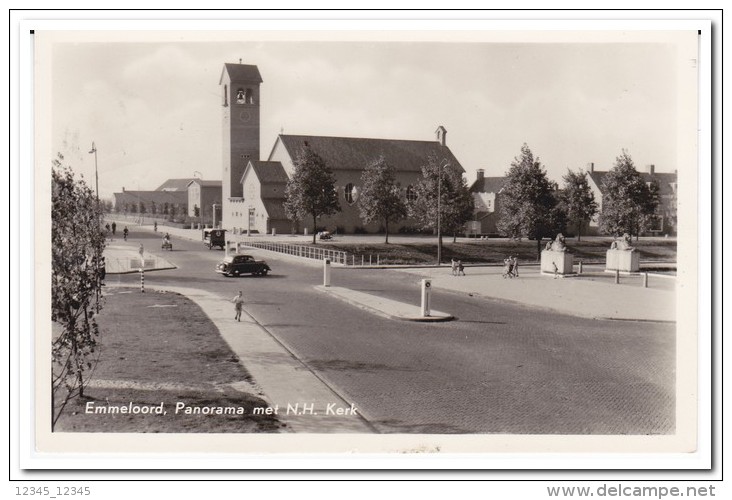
[{"left": 220, "top": 63, "right": 262, "bottom": 228}]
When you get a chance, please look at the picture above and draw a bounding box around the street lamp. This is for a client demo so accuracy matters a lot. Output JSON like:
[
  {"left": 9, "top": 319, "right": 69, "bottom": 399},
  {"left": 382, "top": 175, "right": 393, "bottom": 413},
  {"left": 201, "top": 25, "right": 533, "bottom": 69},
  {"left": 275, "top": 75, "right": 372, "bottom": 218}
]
[
  {"left": 88, "top": 142, "right": 99, "bottom": 205},
  {"left": 436, "top": 158, "right": 450, "bottom": 266}
]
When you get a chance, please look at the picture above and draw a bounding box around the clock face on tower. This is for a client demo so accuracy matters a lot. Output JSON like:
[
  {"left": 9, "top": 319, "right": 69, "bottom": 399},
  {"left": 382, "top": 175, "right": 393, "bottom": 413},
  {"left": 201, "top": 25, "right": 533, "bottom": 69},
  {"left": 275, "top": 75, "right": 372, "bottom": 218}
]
[{"left": 239, "top": 110, "right": 251, "bottom": 123}]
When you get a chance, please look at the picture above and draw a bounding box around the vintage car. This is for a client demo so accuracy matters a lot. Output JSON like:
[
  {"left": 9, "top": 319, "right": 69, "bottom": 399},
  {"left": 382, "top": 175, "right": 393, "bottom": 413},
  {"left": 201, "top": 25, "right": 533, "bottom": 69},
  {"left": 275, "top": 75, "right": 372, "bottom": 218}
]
[
  {"left": 216, "top": 254, "right": 271, "bottom": 277},
  {"left": 203, "top": 229, "right": 226, "bottom": 250}
]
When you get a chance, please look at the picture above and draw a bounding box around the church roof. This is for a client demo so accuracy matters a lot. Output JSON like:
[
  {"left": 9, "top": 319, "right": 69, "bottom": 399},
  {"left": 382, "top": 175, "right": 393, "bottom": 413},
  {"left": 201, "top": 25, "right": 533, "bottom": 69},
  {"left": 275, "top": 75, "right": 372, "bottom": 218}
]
[
  {"left": 156, "top": 178, "right": 198, "bottom": 191},
  {"left": 275, "top": 134, "right": 465, "bottom": 174},
  {"left": 220, "top": 63, "right": 263, "bottom": 84},
  {"left": 244, "top": 161, "right": 289, "bottom": 185}
]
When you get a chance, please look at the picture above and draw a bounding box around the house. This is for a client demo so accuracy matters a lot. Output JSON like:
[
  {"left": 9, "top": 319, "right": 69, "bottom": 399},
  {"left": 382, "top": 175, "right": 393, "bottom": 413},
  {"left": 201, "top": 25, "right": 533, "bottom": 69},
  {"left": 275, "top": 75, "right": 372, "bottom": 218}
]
[
  {"left": 585, "top": 163, "right": 678, "bottom": 235},
  {"left": 467, "top": 169, "right": 506, "bottom": 236},
  {"left": 219, "top": 62, "right": 466, "bottom": 234},
  {"left": 186, "top": 179, "right": 222, "bottom": 226}
]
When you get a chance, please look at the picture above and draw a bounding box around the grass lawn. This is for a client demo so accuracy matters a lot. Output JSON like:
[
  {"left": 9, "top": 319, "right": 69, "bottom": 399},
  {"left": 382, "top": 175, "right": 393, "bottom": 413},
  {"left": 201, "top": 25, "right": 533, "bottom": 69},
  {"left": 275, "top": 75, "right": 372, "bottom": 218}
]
[
  {"left": 54, "top": 288, "right": 283, "bottom": 433},
  {"left": 310, "top": 237, "right": 677, "bottom": 265}
]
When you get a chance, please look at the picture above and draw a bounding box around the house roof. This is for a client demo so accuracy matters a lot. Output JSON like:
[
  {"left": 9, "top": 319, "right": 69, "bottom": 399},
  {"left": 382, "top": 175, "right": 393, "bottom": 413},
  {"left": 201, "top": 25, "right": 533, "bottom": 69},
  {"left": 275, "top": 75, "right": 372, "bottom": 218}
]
[
  {"left": 155, "top": 178, "right": 198, "bottom": 191},
  {"left": 186, "top": 179, "right": 222, "bottom": 188},
  {"left": 220, "top": 63, "right": 263, "bottom": 84},
  {"left": 275, "top": 134, "right": 465, "bottom": 174},
  {"left": 243, "top": 161, "right": 289, "bottom": 185},
  {"left": 588, "top": 170, "right": 677, "bottom": 197},
  {"left": 470, "top": 176, "right": 506, "bottom": 194},
  {"left": 112, "top": 190, "right": 188, "bottom": 205}
]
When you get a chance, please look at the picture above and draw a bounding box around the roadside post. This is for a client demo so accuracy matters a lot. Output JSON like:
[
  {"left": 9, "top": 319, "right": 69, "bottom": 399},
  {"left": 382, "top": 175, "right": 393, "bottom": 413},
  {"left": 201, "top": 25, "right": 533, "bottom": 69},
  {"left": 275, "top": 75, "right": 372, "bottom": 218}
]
[
  {"left": 138, "top": 244, "right": 145, "bottom": 293},
  {"left": 421, "top": 279, "right": 432, "bottom": 317},
  {"left": 323, "top": 259, "right": 331, "bottom": 287},
  {"left": 578, "top": 260, "right": 583, "bottom": 274},
  {"left": 643, "top": 272, "right": 649, "bottom": 288},
  {"left": 615, "top": 269, "right": 620, "bottom": 284}
]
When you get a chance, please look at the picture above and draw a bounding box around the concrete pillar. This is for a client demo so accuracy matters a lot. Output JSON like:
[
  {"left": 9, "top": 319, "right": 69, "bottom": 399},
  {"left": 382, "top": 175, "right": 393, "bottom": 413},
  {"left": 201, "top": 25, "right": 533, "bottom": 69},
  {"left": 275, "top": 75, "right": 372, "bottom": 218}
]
[
  {"left": 323, "top": 259, "right": 331, "bottom": 287},
  {"left": 421, "top": 279, "right": 432, "bottom": 317}
]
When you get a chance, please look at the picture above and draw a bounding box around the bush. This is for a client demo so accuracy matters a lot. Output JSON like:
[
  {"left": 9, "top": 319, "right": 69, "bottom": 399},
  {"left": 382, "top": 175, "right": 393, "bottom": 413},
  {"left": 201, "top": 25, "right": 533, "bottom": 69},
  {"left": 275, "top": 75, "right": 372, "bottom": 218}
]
[{"left": 354, "top": 226, "right": 368, "bottom": 234}]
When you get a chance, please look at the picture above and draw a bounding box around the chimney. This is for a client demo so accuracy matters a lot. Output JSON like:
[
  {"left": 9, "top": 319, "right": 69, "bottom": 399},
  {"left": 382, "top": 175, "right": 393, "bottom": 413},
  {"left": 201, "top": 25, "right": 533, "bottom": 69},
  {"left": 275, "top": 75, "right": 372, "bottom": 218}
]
[
  {"left": 435, "top": 125, "right": 447, "bottom": 147},
  {"left": 586, "top": 162, "right": 594, "bottom": 173},
  {"left": 646, "top": 164, "right": 655, "bottom": 175},
  {"left": 477, "top": 169, "right": 485, "bottom": 182}
]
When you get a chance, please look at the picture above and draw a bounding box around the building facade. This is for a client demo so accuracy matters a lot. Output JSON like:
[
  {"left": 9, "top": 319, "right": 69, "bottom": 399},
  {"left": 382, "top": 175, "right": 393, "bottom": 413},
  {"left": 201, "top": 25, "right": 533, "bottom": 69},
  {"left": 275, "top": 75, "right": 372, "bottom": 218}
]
[
  {"left": 187, "top": 180, "right": 222, "bottom": 226},
  {"left": 467, "top": 169, "right": 506, "bottom": 236},
  {"left": 220, "top": 62, "right": 467, "bottom": 234},
  {"left": 585, "top": 163, "right": 678, "bottom": 236}
]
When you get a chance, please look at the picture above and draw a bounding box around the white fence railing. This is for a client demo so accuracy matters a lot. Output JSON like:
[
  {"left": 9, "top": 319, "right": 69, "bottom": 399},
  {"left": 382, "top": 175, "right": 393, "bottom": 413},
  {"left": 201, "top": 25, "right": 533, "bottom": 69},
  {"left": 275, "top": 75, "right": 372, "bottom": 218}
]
[{"left": 238, "top": 241, "right": 350, "bottom": 265}]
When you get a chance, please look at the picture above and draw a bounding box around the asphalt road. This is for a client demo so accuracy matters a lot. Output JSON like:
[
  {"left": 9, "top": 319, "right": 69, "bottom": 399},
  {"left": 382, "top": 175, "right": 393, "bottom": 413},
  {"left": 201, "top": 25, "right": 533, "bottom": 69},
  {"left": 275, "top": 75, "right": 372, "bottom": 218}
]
[{"left": 112, "top": 228, "right": 675, "bottom": 434}]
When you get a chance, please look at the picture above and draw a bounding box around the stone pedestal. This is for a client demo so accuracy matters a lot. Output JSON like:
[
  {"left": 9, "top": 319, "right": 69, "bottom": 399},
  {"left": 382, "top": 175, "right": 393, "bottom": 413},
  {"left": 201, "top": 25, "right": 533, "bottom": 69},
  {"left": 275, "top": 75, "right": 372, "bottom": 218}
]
[
  {"left": 605, "top": 249, "right": 640, "bottom": 273},
  {"left": 541, "top": 250, "right": 574, "bottom": 275}
]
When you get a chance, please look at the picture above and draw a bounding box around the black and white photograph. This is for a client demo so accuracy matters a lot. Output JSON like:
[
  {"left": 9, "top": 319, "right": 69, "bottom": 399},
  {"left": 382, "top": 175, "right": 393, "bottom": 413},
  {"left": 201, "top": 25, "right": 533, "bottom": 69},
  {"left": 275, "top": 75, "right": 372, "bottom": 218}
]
[{"left": 29, "top": 24, "right": 703, "bottom": 460}]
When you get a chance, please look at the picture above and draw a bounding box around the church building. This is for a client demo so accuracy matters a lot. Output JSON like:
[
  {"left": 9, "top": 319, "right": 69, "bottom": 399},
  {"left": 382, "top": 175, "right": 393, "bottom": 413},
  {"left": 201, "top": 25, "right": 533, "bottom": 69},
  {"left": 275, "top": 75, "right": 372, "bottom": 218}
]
[{"left": 220, "top": 62, "right": 466, "bottom": 234}]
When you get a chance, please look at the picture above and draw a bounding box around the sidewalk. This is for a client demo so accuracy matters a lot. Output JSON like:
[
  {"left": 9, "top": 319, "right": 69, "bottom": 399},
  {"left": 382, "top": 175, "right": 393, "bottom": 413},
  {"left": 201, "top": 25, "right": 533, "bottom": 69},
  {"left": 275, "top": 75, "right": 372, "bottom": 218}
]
[
  {"left": 103, "top": 241, "right": 176, "bottom": 273},
  {"left": 396, "top": 265, "right": 676, "bottom": 322},
  {"left": 156, "top": 286, "right": 374, "bottom": 433}
]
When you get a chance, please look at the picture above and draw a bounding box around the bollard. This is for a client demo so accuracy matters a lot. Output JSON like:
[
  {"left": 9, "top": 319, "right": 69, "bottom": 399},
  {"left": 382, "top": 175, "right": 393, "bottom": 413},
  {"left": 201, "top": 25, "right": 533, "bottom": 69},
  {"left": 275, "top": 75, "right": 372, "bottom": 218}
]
[
  {"left": 369, "top": 255, "right": 372, "bottom": 266},
  {"left": 377, "top": 254, "right": 380, "bottom": 266},
  {"left": 361, "top": 255, "right": 364, "bottom": 266},
  {"left": 140, "top": 267, "right": 145, "bottom": 293},
  {"left": 323, "top": 258, "right": 331, "bottom": 287},
  {"left": 643, "top": 272, "right": 649, "bottom": 288},
  {"left": 578, "top": 260, "right": 583, "bottom": 274},
  {"left": 615, "top": 269, "right": 620, "bottom": 284},
  {"left": 421, "top": 279, "right": 432, "bottom": 317}
]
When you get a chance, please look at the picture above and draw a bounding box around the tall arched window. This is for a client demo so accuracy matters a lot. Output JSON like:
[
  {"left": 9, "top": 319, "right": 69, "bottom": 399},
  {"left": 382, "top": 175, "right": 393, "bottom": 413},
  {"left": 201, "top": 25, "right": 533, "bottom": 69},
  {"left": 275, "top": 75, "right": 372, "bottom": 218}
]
[
  {"left": 245, "top": 88, "right": 254, "bottom": 104},
  {"left": 406, "top": 185, "right": 418, "bottom": 202}
]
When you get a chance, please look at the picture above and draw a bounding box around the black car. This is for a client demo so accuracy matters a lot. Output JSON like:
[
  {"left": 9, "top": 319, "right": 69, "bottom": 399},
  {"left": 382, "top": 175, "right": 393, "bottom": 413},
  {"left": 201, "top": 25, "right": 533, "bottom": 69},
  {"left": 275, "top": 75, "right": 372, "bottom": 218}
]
[{"left": 216, "top": 254, "right": 271, "bottom": 277}]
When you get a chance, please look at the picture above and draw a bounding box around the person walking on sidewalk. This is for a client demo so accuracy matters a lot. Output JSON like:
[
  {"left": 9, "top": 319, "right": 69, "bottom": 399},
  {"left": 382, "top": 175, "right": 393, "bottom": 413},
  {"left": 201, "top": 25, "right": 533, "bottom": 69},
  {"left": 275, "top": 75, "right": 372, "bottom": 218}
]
[
  {"left": 457, "top": 260, "right": 465, "bottom": 276},
  {"left": 451, "top": 259, "right": 458, "bottom": 276},
  {"left": 232, "top": 291, "right": 245, "bottom": 322},
  {"left": 512, "top": 256, "right": 519, "bottom": 278},
  {"left": 111, "top": 221, "right": 116, "bottom": 235}
]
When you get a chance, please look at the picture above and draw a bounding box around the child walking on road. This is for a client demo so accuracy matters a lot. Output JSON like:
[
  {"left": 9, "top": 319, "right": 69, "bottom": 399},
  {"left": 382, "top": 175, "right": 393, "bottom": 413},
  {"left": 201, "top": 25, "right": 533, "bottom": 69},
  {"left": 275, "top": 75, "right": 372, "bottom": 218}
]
[{"left": 232, "top": 291, "right": 245, "bottom": 322}]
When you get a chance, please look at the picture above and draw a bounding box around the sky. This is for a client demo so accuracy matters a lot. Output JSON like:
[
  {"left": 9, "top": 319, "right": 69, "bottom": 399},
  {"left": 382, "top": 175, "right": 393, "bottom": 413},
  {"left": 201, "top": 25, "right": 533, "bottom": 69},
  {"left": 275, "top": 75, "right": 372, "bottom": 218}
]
[{"left": 49, "top": 35, "right": 683, "bottom": 200}]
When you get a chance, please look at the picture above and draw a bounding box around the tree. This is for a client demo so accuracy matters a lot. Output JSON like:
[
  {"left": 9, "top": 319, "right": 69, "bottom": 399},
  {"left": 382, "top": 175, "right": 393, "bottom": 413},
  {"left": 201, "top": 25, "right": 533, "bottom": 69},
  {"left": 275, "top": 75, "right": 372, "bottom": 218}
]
[
  {"left": 139, "top": 201, "right": 146, "bottom": 214},
  {"left": 284, "top": 144, "right": 341, "bottom": 244},
  {"left": 598, "top": 150, "right": 660, "bottom": 240},
  {"left": 194, "top": 205, "right": 200, "bottom": 218},
  {"left": 408, "top": 153, "right": 474, "bottom": 261},
  {"left": 51, "top": 155, "right": 106, "bottom": 429},
  {"left": 497, "top": 144, "right": 562, "bottom": 257},
  {"left": 168, "top": 203, "right": 177, "bottom": 222},
  {"left": 358, "top": 155, "right": 407, "bottom": 243},
  {"left": 559, "top": 168, "right": 598, "bottom": 241}
]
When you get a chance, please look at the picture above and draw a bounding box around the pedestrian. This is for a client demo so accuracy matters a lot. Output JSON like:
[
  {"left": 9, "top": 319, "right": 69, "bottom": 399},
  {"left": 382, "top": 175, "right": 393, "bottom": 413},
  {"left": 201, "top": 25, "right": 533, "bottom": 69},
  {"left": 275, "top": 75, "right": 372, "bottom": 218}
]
[
  {"left": 457, "top": 260, "right": 465, "bottom": 276},
  {"left": 231, "top": 291, "right": 245, "bottom": 321},
  {"left": 123, "top": 226, "right": 129, "bottom": 240},
  {"left": 99, "top": 256, "right": 106, "bottom": 286},
  {"left": 512, "top": 256, "right": 519, "bottom": 278},
  {"left": 451, "top": 259, "right": 457, "bottom": 276},
  {"left": 111, "top": 222, "right": 116, "bottom": 235},
  {"left": 105, "top": 223, "right": 110, "bottom": 233},
  {"left": 154, "top": 221, "right": 158, "bottom": 232},
  {"left": 553, "top": 262, "right": 559, "bottom": 279},
  {"left": 503, "top": 257, "right": 512, "bottom": 279}
]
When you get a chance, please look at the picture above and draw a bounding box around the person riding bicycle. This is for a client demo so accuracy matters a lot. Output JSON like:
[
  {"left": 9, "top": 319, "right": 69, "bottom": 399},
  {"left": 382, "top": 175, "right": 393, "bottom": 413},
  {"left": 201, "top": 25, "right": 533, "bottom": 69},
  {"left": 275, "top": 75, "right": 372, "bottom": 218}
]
[{"left": 163, "top": 232, "right": 170, "bottom": 244}]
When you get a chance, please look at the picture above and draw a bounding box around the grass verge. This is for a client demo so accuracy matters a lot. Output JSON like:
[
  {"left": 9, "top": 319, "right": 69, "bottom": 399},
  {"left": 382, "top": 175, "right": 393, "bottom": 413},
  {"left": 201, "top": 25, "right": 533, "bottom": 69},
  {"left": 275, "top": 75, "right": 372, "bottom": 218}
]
[
  {"left": 54, "top": 288, "right": 282, "bottom": 433},
  {"left": 310, "top": 237, "right": 677, "bottom": 265}
]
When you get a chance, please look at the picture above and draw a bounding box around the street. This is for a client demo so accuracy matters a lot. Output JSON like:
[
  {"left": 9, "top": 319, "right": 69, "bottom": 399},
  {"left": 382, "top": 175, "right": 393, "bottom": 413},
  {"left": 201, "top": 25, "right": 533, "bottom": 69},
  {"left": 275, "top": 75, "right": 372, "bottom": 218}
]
[{"left": 110, "top": 228, "right": 675, "bottom": 434}]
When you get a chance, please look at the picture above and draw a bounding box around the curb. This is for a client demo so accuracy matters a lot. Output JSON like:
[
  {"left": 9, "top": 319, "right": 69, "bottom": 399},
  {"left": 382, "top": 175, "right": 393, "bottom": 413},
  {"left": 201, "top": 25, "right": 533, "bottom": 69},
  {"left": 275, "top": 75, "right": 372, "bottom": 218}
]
[{"left": 315, "top": 285, "right": 454, "bottom": 322}]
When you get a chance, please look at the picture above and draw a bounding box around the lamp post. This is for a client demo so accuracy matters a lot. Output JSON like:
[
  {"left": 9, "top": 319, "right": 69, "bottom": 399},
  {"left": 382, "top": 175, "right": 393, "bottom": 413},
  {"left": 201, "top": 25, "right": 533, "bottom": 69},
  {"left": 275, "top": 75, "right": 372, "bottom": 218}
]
[
  {"left": 88, "top": 142, "right": 99, "bottom": 206},
  {"left": 436, "top": 158, "right": 450, "bottom": 266}
]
